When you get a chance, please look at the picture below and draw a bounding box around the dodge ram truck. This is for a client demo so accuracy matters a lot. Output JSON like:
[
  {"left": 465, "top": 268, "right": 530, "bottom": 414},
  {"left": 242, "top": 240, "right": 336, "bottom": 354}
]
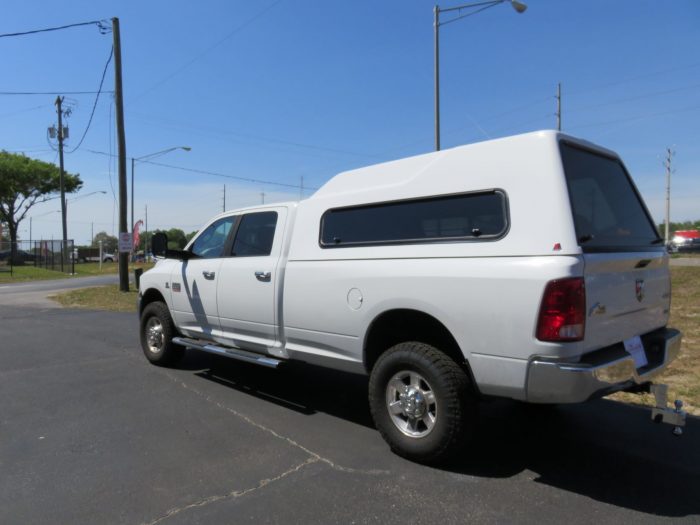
[{"left": 138, "top": 130, "right": 685, "bottom": 463}]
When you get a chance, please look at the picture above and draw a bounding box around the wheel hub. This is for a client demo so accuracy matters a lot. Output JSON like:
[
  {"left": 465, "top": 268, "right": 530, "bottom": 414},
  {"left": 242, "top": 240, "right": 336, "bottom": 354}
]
[
  {"left": 386, "top": 370, "right": 437, "bottom": 438},
  {"left": 399, "top": 387, "right": 427, "bottom": 419},
  {"left": 146, "top": 319, "right": 163, "bottom": 353}
]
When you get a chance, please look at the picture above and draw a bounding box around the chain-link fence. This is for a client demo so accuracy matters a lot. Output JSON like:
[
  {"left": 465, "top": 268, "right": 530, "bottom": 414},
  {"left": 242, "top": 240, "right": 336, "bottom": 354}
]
[{"left": 0, "top": 240, "right": 75, "bottom": 275}]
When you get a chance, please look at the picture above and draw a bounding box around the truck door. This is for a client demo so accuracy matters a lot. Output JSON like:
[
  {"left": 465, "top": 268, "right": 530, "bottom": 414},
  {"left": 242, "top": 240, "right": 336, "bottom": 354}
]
[
  {"left": 216, "top": 208, "right": 286, "bottom": 350},
  {"left": 169, "top": 216, "right": 236, "bottom": 339}
]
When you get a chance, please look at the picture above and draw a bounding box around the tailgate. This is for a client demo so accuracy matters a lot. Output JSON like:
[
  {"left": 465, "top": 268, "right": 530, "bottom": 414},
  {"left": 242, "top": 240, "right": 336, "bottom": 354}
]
[{"left": 582, "top": 251, "right": 670, "bottom": 352}]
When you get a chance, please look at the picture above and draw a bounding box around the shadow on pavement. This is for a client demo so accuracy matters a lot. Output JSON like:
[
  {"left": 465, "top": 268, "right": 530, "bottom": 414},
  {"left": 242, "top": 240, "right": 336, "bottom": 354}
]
[
  {"left": 180, "top": 350, "right": 374, "bottom": 427},
  {"left": 178, "top": 349, "right": 700, "bottom": 518},
  {"left": 452, "top": 398, "right": 700, "bottom": 517}
]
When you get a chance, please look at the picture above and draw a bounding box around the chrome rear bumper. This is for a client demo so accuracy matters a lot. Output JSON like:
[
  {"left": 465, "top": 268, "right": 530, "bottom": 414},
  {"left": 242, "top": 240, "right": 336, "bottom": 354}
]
[{"left": 526, "top": 328, "right": 682, "bottom": 403}]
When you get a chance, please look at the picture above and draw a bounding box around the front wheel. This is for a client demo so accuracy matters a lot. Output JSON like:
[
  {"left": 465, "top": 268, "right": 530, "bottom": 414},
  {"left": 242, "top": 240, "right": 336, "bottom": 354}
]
[
  {"left": 369, "top": 342, "right": 475, "bottom": 464},
  {"left": 140, "top": 302, "right": 184, "bottom": 366}
]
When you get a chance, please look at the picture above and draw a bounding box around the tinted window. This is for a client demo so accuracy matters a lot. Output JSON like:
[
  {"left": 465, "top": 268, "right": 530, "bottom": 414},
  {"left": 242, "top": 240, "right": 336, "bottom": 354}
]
[
  {"left": 320, "top": 191, "right": 507, "bottom": 247},
  {"left": 231, "top": 212, "right": 278, "bottom": 256},
  {"left": 560, "top": 143, "right": 660, "bottom": 250},
  {"left": 191, "top": 217, "right": 235, "bottom": 258}
]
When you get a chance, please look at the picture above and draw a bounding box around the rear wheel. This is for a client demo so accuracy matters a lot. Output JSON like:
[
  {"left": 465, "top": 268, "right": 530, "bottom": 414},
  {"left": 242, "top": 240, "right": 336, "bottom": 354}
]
[
  {"left": 140, "top": 302, "right": 184, "bottom": 366},
  {"left": 369, "top": 342, "right": 475, "bottom": 464}
]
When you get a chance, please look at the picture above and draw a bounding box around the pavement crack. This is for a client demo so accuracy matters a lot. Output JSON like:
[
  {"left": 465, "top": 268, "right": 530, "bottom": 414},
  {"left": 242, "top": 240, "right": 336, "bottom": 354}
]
[
  {"left": 143, "top": 456, "right": 319, "bottom": 525},
  {"left": 163, "top": 370, "right": 389, "bottom": 476}
]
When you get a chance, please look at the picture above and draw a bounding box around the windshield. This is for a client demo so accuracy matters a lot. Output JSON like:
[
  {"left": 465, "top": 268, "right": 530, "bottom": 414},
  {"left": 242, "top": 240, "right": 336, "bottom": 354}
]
[{"left": 560, "top": 142, "right": 661, "bottom": 251}]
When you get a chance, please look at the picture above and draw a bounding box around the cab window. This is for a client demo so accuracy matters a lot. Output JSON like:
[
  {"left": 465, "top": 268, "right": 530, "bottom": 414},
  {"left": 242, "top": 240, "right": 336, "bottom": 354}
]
[
  {"left": 231, "top": 212, "right": 278, "bottom": 256},
  {"left": 190, "top": 217, "right": 235, "bottom": 258}
]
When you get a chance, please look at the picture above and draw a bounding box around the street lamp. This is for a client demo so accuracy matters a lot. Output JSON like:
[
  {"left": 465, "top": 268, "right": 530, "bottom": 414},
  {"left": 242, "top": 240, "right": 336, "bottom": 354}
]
[
  {"left": 67, "top": 190, "right": 108, "bottom": 204},
  {"left": 434, "top": 0, "right": 527, "bottom": 151},
  {"left": 130, "top": 146, "right": 191, "bottom": 249}
]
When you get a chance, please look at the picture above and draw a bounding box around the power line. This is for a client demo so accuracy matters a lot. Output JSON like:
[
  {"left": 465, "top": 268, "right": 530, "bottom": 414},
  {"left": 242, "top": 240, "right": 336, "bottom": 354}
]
[
  {"left": 568, "top": 104, "right": 700, "bottom": 132},
  {"left": 130, "top": 113, "right": 382, "bottom": 160},
  {"left": 85, "top": 149, "right": 317, "bottom": 190},
  {"left": 0, "top": 91, "right": 113, "bottom": 96},
  {"left": 142, "top": 158, "right": 317, "bottom": 190},
  {"left": 0, "top": 20, "right": 110, "bottom": 39},
  {"left": 130, "top": 0, "right": 285, "bottom": 102},
  {"left": 567, "top": 82, "right": 700, "bottom": 113},
  {"left": 567, "top": 61, "right": 700, "bottom": 96},
  {"left": 67, "top": 46, "right": 114, "bottom": 154},
  {"left": 0, "top": 104, "right": 49, "bottom": 118}
]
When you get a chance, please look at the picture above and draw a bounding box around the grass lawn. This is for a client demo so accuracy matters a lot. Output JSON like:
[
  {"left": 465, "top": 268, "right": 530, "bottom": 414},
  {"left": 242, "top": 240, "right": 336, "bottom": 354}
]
[
  {"left": 49, "top": 265, "right": 700, "bottom": 415},
  {"left": 50, "top": 284, "right": 139, "bottom": 313},
  {"left": 610, "top": 266, "right": 700, "bottom": 415},
  {"left": 0, "top": 261, "right": 153, "bottom": 283}
]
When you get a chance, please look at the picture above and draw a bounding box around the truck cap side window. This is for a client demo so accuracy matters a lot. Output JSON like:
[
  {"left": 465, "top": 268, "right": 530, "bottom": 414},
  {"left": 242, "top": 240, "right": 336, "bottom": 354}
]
[
  {"left": 560, "top": 142, "right": 661, "bottom": 251},
  {"left": 320, "top": 190, "right": 507, "bottom": 248},
  {"left": 231, "top": 211, "right": 278, "bottom": 257},
  {"left": 190, "top": 217, "right": 235, "bottom": 258}
]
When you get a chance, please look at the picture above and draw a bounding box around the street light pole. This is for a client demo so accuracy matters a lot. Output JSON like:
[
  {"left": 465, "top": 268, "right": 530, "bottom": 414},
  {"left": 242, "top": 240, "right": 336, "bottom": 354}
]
[
  {"left": 433, "top": 0, "right": 527, "bottom": 151},
  {"left": 130, "top": 146, "right": 191, "bottom": 253},
  {"left": 434, "top": 6, "right": 441, "bottom": 152}
]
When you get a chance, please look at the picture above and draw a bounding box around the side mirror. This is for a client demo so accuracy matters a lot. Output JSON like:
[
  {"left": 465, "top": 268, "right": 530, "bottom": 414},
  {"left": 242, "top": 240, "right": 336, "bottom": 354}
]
[{"left": 152, "top": 232, "right": 168, "bottom": 257}]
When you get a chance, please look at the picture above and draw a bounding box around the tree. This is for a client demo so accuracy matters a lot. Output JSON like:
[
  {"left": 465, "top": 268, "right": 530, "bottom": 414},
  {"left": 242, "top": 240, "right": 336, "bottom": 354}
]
[
  {"left": 165, "top": 228, "right": 188, "bottom": 249},
  {"left": 0, "top": 151, "right": 82, "bottom": 263},
  {"left": 92, "top": 231, "right": 118, "bottom": 253}
]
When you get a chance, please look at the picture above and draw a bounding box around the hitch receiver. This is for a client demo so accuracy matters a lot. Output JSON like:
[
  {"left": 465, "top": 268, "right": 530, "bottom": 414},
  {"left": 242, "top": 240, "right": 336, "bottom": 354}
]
[{"left": 650, "top": 384, "right": 686, "bottom": 436}]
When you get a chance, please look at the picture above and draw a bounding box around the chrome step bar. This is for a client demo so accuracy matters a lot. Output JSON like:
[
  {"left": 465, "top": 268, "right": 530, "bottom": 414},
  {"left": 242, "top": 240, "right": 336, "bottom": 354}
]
[{"left": 172, "top": 337, "right": 282, "bottom": 369}]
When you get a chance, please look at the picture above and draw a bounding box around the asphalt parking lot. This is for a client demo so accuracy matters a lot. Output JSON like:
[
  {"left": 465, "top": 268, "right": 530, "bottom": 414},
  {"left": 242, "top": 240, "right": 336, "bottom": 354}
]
[{"left": 1, "top": 303, "right": 699, "bottom": 525}]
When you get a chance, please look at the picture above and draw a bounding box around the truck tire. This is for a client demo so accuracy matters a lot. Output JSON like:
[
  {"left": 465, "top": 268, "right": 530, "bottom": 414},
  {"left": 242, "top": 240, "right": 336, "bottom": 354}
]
[
  {"left": 369, "top": 342, "right": 474, "bottom": 464},
  {"left": 140, "top": 302, "right": 184, "bottom": 366}
]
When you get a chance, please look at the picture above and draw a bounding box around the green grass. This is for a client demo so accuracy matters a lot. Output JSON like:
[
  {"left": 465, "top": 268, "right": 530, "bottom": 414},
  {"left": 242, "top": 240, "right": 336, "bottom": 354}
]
[
  {"left": 50, "top": 284, "right": 139, "bottom": 312},
  {"left": 0, "top": 261, "right": 153, "bottom": 283},
  {"left": 609, "top": 266, "right": 700, "bottom": 415}
]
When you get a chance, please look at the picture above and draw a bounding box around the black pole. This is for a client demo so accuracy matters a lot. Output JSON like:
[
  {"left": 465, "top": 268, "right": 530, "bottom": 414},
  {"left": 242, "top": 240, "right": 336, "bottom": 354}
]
[
  {"left": 112, "top": 17, "right": 129, "bottom": 291},
  {"left": 55, "top": 96, "right": 68, "bottom": 264}
]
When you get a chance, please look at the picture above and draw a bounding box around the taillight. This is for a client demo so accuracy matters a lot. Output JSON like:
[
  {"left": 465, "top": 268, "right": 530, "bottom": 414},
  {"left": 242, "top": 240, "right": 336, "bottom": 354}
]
[{"left": 536, "top": 277, "right": 586, "bottom": 342}]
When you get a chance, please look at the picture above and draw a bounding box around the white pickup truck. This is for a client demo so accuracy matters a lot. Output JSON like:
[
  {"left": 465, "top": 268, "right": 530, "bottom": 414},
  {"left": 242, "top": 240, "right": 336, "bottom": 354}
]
[{"left": 138, "top": 130, "right": 684, "bottom": 463}]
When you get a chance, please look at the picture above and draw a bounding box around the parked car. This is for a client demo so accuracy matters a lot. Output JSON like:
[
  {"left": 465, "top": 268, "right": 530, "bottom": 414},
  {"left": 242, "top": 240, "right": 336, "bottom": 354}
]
[
  {"left": 71, "top": 247, "right": 115, "bottom": 263},
  {"left": 677, "top": 238, "right": 700, "bottom": 253},
  {"left": 0, "top": 249, "right": 36, "bottom": 262}
]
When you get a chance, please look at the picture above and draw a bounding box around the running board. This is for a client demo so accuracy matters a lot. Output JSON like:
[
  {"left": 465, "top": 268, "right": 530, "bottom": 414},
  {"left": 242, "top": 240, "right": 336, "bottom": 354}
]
[{"left": 173, "top": 337, "right": 282, "bottom": 368}]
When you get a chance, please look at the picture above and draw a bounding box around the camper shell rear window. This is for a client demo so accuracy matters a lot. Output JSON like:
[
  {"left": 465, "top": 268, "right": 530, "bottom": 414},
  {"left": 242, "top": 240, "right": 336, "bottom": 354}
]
[
  {"left": 560, "top": 142, "right": 663, "bottom": 252},
  {"left": 320, "top": 190, "right": 508, "bottom": 248}
]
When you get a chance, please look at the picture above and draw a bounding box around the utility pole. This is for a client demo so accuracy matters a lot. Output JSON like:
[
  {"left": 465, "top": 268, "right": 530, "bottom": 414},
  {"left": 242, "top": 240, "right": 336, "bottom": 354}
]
[
  {"left": 223, "top": 184, "right": 226, "bottom": 212},
  {"left": 261, "top": 191, "right": 266, "bottom": 204},
  {"left": 299, "top": 176, "right": 304, "bottom": 200},
  {"left": 664, "top": 148, "right": 675, "bottom": 244},
  {"left": 556, "top": 82, "right": 562, "bottom": 131},
  {"left": 55, "top": 96, "right": 68, "bottom": 262},
  {"left": 434, "top": 5, "right": 441, "bottom": 151},
  {"left": 145, "top": 204, "right": 149, "bottom": 259},
  {"left": 112, "top": 17, "right": 129, "bottom": 292}
]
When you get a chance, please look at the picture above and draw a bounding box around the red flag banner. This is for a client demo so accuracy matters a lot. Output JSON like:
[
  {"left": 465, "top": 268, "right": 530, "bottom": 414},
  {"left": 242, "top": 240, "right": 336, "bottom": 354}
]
[{"left": 133, "top": 220, "right": 144, "bottom": 250}]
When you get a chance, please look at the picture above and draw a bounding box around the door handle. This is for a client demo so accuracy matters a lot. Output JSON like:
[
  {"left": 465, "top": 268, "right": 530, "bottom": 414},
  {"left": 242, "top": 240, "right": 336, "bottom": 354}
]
[
  {"left": 255, "top": 271, "right": 271, "bottom": 282},
  {"left": 202, "top": 271, "right": 216, "bottom": 280}
]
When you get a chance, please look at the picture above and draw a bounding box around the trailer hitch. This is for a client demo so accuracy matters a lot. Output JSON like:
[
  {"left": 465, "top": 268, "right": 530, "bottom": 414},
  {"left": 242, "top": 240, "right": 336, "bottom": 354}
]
[{"left": 650, "top": 384, "right": 686, "bottom": 436}]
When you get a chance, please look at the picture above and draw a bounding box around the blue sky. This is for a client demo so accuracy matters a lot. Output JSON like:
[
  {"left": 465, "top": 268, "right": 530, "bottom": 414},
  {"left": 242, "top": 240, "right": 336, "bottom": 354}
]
[{"left": 1, "top": 0, "right": 698, "bottom": 245}]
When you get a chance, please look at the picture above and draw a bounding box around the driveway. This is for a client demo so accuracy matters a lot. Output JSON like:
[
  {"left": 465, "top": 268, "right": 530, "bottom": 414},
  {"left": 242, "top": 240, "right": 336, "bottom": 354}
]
[
  {"left": 0, "top": 274, "right": 119, "bottom": 308},
  {"left": 0, "top": 304, "right": 698, "bottom": 524}
]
